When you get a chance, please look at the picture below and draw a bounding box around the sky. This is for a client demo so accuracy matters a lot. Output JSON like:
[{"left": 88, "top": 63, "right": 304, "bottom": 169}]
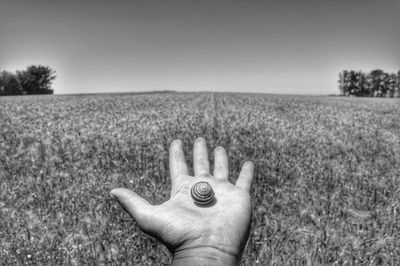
[{"left": 0, "top": 0, "right": 399, "bottom": 95}]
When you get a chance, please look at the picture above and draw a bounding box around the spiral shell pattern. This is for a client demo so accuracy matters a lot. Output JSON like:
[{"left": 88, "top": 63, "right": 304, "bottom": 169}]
[{"left": 191, "top": 181, "right": 214, "bottom": 205}]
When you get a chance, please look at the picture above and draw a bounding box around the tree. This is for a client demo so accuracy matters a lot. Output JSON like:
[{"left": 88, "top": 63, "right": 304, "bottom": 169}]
[
  {"left": 386, "top": 73, "right": 397, "bottom": 97},
  {"left": 345, "top": 70, "right": 360, "bottom": 96},
  {"left": 369, "top": 69, "right": 384, "bottom": 97},
  {"left": 364, "top": 74, "right": 374, "bottom": 97},
  {"left": 338, "top": 71, "right": 346, "bottom": 96},
  {"left": 0, "top": 74, "right": 4, "bottom": 93},
  {"left": 338, "top": 69, "right": 400, "bottom": 98},
  {"left": 396, "top": 71, "right": 400, "bottom": 98},
  {"left": 353, "top": 71, "right": 366, "bottom": 96},
  {"left": 338, "top": 70, "right": 353, "bottom": 96},
  {"left": 0, "top": 71, "right": 24, "bottom": 95},
  {"left": 17, "top": 65, "right": 56, "bottom": 94}
]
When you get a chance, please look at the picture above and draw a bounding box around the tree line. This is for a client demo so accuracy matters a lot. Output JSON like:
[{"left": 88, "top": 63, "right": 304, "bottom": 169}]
[
  {"left": 0, "top": 65, "right": 56, "bottom": 96},
  {"left": 338, "top": 69, "right": 400, "bottom": 97}
]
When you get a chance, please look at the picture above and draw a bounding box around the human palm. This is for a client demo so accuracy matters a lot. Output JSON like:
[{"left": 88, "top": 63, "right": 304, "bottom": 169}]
[{"left": 111, "top": 138, "right": 254, "bottom": 265}]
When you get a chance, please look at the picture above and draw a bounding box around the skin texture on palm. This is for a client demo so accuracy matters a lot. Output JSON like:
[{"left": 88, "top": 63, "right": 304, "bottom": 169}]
[{"left": 111, "top": 137, "right": 254, "bottom": 265}]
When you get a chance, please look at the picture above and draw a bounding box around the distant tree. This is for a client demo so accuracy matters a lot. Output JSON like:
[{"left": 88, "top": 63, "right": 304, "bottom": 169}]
[
  {"left": 366, "top": 72, "right": 374, "bottom": 97},
  {"left": 0, "top": 74, "right": 4, "bottom": 93},
  {"left": 338, "top": 69, "right": 400, "bottom": 98},
  {"left": 0, "top": 71, "right": 24, "bottom": 95},
  {"left": 396, "top": 71, "right": 400, "bottom": 98},
  {"left": 360, "top": 72, "right": 371, "bottom": 96},
  {"left": 348, "top": 71, "right": 356, "bottom": 95},
  {"left": 17, "top": 65, "right": 56, "bottom": 94},
  {"left": 338, "top": 71, "right": 346, "bottom": 95},
  {"left": 338, "top": 70, "right": 354, "bottom": 96},
  {"left": 369, "top": 69, "right": 385, "bottom": 97},
  {"left": 385, "top": 73, "right": 397, "bottom": 97},
  {"left": 353, "top": 71, "right": 367, "bottom": 96},
  {"left": 343, "top": 70, "right": 362, "bottom": 96}
]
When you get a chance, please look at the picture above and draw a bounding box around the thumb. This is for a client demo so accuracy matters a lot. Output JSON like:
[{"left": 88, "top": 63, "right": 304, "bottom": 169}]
[{"left": 110, "top": 188, "right": 156, "bottom": 232}]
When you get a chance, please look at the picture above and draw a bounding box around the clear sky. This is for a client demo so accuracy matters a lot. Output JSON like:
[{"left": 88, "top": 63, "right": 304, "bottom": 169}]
[{"left": 1, "top": 0, "right": 399, "bottom": 95}]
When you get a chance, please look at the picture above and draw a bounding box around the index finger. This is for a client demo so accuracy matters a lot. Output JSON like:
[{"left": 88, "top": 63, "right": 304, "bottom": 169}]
[{"left": 169, "top": 139, "right": 189, "bottom": 194}]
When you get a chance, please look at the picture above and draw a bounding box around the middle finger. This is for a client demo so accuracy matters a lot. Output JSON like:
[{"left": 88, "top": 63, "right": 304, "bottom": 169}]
[{"left": 193, "top": 137, "right": 210, "bottom": 176}]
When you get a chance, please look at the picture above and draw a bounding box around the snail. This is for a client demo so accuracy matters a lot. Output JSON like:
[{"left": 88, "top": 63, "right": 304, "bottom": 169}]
[{"left": 191, "top": 181, "right": 215, "bottom": 205}]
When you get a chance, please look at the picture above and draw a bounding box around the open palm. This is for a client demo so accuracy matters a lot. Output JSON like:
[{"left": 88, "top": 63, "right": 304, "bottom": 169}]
[{"left": 111, "top": 137, "right": 254, "bottom": 264}]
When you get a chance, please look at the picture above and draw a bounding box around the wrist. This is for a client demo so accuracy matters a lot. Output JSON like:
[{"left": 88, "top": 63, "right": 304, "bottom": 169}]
[{"left": 171, "top": 245, "right": 241, "bottom": 266}]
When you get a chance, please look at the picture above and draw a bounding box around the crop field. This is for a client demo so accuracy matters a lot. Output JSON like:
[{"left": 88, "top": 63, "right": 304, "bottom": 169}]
[{"left": 1, "top": 92, "right": 400, "bottom": 265}]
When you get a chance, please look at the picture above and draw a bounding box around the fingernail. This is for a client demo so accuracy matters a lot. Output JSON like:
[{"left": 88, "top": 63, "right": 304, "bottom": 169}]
[
  {"left": 110, "top": 189, "right": 119, "bottom": 200},
  {"left": 244, "top": 161, "right": 254, "bottom": 169},
  {"left": 195, "top": 137, "right": 205, "bottom": 144},
  {"left": 214, "top": 146, "right": 225, "bottom": 153},
  {"left": 172, "top": 139, "right": 182, "bottom": 146}
]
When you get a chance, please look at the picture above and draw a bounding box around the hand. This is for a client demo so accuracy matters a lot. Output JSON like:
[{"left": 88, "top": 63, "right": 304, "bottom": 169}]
[{"left": 110, "top": 137, "right": 255, "bottom": 266}]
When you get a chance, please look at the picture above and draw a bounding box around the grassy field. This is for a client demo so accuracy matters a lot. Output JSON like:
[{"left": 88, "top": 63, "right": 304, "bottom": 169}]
[{"left": 1, "top": 92, "right": 400, "bottom": 265}]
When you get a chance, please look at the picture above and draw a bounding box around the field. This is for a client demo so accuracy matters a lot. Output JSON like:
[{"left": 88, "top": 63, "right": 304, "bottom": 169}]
[{"left": 1, "top": 92, "right": 400, "bottom": 265}]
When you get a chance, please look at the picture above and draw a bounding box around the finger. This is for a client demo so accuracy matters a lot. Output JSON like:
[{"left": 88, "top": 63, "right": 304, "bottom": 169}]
[
  {"left": 213, "top": 146, "right": 229, "bottom": 180},
  {"left": 235, "top": 161, "right": 255, "bottom": 193},
  {"left": 169, "top": 139, "right": 189, "bottom": 194},
  {"left": 193, "top": 137, "right": 210, "bottom": 176},
  {"left": 110, "top": 188, "right": 156, "bottom": 232}
]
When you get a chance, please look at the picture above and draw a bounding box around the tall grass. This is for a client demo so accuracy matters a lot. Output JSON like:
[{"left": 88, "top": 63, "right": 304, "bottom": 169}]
[{"left": 1, "top": 93, "right": 399, "bottom": 265}]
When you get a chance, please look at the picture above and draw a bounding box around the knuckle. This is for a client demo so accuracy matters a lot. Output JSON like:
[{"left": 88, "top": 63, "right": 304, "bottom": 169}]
[{"left": 198, "top": 173, "right": 212, "bottom": 178}]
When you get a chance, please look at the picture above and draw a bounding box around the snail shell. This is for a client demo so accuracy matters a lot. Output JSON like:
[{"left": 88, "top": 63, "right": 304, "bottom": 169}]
[{"left": 191, "top": 181, "right": 215, "bottom": 205}]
